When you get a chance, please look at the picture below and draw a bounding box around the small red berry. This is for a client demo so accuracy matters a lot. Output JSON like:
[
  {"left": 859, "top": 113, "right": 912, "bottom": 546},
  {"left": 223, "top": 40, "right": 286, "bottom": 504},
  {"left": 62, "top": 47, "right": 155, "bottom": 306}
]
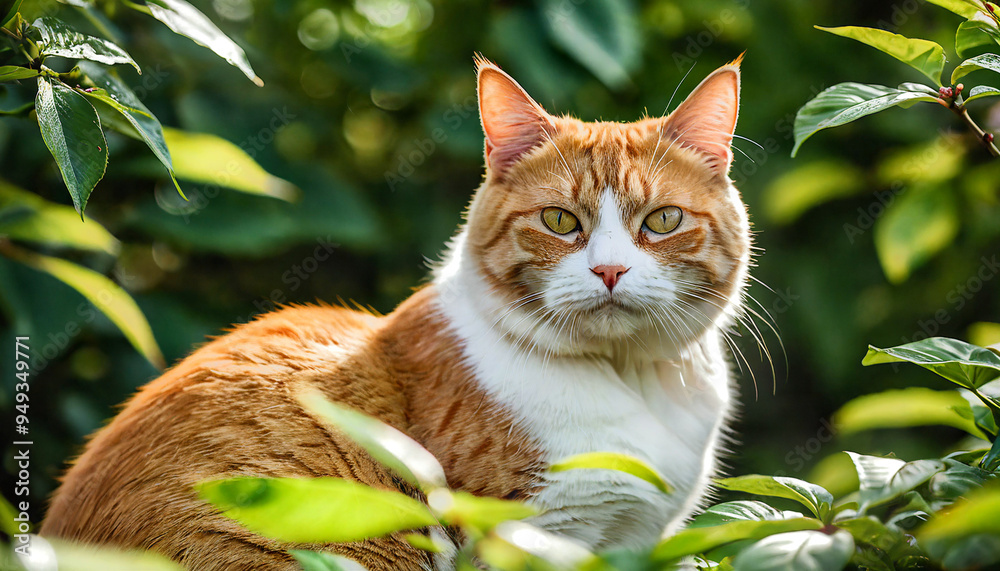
[
  {"left": 986, "top": 133, "right": 995, "bottom": 143},
  {"left": 939, "top": 86, "right": 954, "bottom": 98},
  {"left": 956, "top": 83, "right": 965, "bottom": 94}
]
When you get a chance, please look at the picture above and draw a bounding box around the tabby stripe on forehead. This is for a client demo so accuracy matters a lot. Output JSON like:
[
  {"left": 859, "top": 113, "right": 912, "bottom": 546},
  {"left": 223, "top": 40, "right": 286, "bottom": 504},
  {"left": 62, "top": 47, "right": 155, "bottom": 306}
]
[{"left": 477, "top": 208, "right": 538, "bottom": 254}]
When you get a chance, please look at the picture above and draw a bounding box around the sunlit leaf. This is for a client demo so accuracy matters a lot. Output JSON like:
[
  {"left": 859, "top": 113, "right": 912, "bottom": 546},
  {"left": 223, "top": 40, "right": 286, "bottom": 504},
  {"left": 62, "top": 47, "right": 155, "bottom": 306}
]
[
  {"left": 537, "top": 0, "right": 639, "bottom": 90},
  {"left": 0, "top": 66, "right": 39, "bottom": 82},
  {"left": 35, "top": 76, "right": 108, "bottom": 215},
  {"left": 792, "top": 83, "right": 937, "bottom": 156},
  {"left": 927, "top": 0, "right": 984, "bottom": 18},
  {"left": 874, "top": 184, "right": 958, "bottom": 283},
  {"left": 137, "top": 0, "right": 263, "bottom": 86},
  {"left": 32, "top": 16, "right": 139, "bottom": 73},
  {"left": 956, "top": 17, "right": 1000, "bottom": 56},
  {"left": 863, "top": 337, "right": 1000, "bottom": 390},
  {"left": 969, "top": 322, "right": 1000, "bottom": 347},
  {"left": 0, "top": 180, "right": 118, "bottom": 254},
  {"left": 965, "top": 85, "right": 1000, "bottom": 103},
  {"left": 731, "top": 529, "right": 854, "bottom": 571},
  {"left": 197, "top": 477, "right": 438, "bottom": 543},
  {"left": 845, "top": 452, "right": 945, "bottom": 513},
  {"left": 427, "top": 489, "right": 537, "bottom": 535},
  {"left": 953, "top": 53, "right": 1000, "bottom": 84},
  {"left": 18, "top": 536, "right": 183, "bottom": 570},
  {"left": 493, "top": 521, "right": 597, "bottom": 568},
  {"left": 816, "top": 26, "right": 946, "bottom": 85},
  {"left": 652, "top": 518, "right": 823, "bottom": 562},
  {"left": 762, "top": 160, "right": 864, "bottom": 224},
  {"left": 290, "top": 550, "right": 369, "bottom": 571},
  {"left": 833, "top": 387, "right": 988, "bottom": 440},
  {"left": 3, "top": 246, "right": 163, "bottom": 367},
  {"left": 403, "top": 533, "right": 446, "bottom": 553},
  {"left": 715, "top": 475, "right": 834, "bottom": 521},
  {"left": 836, "top": 516, "right": 905, "bottom": 552},
  {"left": 295, "top": 388, "right": 447, "bottom": 491},
  {"left": 162, "top": 127, "right": 297, "bottom": 200},
  {"left": 549, "top": 451, "right": 672, "bottom": 494},
  {"left": 919, "top": 485, "right": 1000, "bottom": 560}
]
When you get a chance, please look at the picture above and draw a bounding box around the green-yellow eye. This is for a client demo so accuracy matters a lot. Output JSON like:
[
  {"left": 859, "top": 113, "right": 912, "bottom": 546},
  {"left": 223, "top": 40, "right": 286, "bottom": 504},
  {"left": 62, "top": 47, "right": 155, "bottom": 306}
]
[
  {"left": 542, "top": 207, "right": 579, "bottom": 235},
  {"left": 644, "top": 206, "right": 683, "bottom": 234}
]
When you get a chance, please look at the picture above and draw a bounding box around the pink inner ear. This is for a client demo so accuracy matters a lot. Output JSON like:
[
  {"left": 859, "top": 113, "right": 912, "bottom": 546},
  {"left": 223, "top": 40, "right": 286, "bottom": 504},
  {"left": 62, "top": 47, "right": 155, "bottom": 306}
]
[
  {"left": 477, "top": 63, "right": 552, "bottom": 175},
  {"left": 663, "top": 66, "right": 741, "bottom": 174}
]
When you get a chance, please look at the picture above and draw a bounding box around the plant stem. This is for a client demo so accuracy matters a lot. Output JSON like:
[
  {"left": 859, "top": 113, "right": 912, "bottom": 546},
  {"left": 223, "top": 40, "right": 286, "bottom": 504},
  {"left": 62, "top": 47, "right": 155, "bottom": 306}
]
[{"left": 951, "top": 98, "right": 1000, "bottom": 158}]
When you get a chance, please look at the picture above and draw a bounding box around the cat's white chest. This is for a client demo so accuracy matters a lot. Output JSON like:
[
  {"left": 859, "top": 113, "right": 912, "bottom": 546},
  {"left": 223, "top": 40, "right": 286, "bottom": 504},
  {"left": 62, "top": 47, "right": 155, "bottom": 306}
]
[{"left": 437, "top": 290, "right": 733, "bottom": 549}]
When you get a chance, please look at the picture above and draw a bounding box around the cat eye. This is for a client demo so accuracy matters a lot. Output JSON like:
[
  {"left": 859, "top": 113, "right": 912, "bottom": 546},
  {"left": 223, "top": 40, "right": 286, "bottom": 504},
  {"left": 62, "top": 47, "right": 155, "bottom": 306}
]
[
  {"left": 541, "top": 207, "right": 580, "bottom": 235},
  {"left": 643, "top": 206, "right": 683, "bottom": 234}
]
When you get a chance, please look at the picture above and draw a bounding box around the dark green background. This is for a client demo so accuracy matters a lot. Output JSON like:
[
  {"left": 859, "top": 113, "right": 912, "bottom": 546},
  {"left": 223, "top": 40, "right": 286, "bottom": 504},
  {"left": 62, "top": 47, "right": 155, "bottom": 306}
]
[{"left": 2, "top": 0, "right": 999, "bottom": 522}]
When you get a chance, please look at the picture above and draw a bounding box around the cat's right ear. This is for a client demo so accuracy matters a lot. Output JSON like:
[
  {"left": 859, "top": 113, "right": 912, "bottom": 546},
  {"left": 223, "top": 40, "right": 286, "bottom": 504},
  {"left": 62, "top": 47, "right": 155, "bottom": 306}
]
[{"left": 476, "top": 56, "right": 553, "bottom": 176}]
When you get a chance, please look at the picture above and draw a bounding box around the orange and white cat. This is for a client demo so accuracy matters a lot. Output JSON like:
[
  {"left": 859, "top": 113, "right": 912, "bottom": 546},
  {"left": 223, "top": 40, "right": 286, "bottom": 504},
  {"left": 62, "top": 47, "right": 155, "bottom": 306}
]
[{"left": 41, "top": 56, "right": 750, "bottom": 570}]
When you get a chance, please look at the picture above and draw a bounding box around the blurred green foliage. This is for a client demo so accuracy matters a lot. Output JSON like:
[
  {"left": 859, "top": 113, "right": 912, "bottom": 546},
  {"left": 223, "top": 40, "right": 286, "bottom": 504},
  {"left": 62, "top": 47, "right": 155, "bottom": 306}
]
[{"left": 0, "top": 0, "right": 998, "bottom": 561}]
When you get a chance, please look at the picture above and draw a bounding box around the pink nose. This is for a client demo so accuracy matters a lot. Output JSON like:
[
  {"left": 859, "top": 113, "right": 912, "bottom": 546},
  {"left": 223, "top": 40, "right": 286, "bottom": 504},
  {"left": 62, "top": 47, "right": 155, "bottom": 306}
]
[{"left": 591, "top": 265, "right": 629, "bottom": 292}]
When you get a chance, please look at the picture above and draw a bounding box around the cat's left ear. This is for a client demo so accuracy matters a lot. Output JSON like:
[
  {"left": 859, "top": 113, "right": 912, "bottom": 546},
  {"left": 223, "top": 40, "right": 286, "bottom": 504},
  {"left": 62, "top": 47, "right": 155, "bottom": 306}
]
[
  {"left": 662, "top": 55, "right": 742, "bottom": 175},
  {"left": 476, "top": 56, "right": 554, "bottom": 176}
]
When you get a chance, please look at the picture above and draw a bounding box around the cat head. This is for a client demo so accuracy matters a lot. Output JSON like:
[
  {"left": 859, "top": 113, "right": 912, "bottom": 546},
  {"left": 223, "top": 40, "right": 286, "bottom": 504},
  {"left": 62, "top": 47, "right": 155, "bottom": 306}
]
[{"left": 442, "top": 56, "right": 751, "bottom": 356}]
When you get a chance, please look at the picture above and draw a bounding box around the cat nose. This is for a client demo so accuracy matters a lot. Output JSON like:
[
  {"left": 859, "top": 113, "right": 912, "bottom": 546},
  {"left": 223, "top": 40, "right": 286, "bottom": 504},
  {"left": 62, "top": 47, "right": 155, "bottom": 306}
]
[{"left": 591, "top": 265, "right": 629, "bottom": 292}]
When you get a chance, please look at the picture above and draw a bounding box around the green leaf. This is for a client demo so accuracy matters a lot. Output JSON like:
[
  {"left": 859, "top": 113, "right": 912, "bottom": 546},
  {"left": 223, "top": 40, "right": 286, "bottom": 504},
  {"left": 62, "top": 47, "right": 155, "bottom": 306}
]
[
  {"left": 874, "top": 185, "right": 958, "bottom": 283},
  {"left": 32, "top": 17, "right": 139, "bottom": 73},
  {"left": 982, "top": 437, "right": 1000, "bottom": 471},
  {"left": 652, "top": 518, "right": 824, "bottom": 562},
  {"left": 919, "top": 485, "right": 1000, "bottom": 557},
  {"left": 732, "top": 529, "right": 854, "bottom": 571},
  {"left": 792, "top": 83, "right": 938, "bottom": 156},
  {"left": 295, "top": 388, "right": 447, "bottom": 491},
  {"left": 956, "top": 17, "right": 1000, "bottom": 56},
  {"left": 36, "top": 537, "right": 184, "bottom": 570},
  {"left": 926, "top": 0, "right": 983, "bottom": 18},
  {"left": 197, "top": 477, "right": 438, "bottom": 543},
  {"left": 845, "top": 452, "right": 945, "bottom": 513},
  {"left": 4, "top": 246, "right": 164, "bottom": 368},
  {"left": 290, "top": 550, "right": 368, "bottom": 571},
  {"left": 403, "top": 533, "right": 446, "bottom": 553},
  {"left": 689, "top": 501, "right": 803, "bottom": 528},
  {"left": 0, "top": 66, "right": 39, "bottom": 82},
  {"left": 715, "top": 475, "right": 834, "bottom": 521},
  {"left": 929, "top": 461, "right": 994, "bottom": 500},
  {"left": 427, "top": 489, "right": 537, "bottom": 534},
  {"left": 76, "top": 63, "right": 179, "bottom": 194},
  {"left": 162, "top": 127, "right": 297, "bottom": 200},
  {"left": 953, "top": 53, "right": 1000, "bottom": 84},
  {"left": 35, "top": 76, "right": 108, "bottom": 215},
  {"left": 1, "top": 0, "right": 23, "bottom": 27},
  {"left": 816, "top": 26, "right": 946, "bottom": 85},
  {"left": 0, "top": 180, "right": 119, "bottom": 254},
  {"left": 549, "top": 451, "right": 673, "bottom": 494},
  {"left": 492, "top": 521, "right": 597, "bottom": 568},
  {"left": 863, "top": 337, "right": 1000, "bottom": 390},
  {"left": 137, "top": 0, "right": 262, "bottom": 86},
  {"left": 537, "top": 0, "right": 640, "bottom": 90},
  {"left": 833, "top": 387, "right": 988, "bottom": 440},
  {"left": 762, "top": 160, "right": 865, "bottom": 224},
  {"left": 960, "top": 389, "right": 999, "bottom": 436},
  {"left": 836, "top": 516, "right": 904, "bottom": 552}
]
